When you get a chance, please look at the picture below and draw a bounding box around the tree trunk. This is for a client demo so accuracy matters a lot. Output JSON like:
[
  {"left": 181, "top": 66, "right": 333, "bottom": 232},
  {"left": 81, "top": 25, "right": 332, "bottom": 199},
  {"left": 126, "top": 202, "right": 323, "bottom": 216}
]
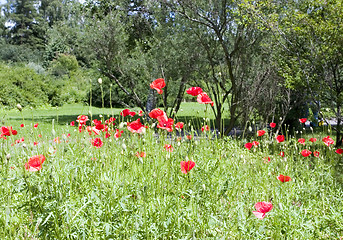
[
  {"left": 336, "top": 105, "right": 341, "bottom": 147},
  {"left": 215, "top": 108, "right": 223, "bottom": 136},
  {"left": 146, "top": 89, "right": 156, "bottom": 114},
  {"left": 170, "top": 76, "right": 187, "bottom": 118}
]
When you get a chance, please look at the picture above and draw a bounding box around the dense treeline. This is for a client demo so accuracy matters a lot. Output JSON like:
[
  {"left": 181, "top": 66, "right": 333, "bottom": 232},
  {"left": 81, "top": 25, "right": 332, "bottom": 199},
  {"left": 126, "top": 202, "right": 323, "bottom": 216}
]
[{"left": 0, "top": 0, "right": 342, "bottom": 141}]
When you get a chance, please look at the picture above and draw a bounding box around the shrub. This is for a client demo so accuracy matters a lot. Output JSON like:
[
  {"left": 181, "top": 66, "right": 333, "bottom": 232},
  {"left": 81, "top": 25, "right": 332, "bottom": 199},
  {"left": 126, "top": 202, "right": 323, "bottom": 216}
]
[{"left": 0, "top": 62, "right": 48, "bottom": 108}]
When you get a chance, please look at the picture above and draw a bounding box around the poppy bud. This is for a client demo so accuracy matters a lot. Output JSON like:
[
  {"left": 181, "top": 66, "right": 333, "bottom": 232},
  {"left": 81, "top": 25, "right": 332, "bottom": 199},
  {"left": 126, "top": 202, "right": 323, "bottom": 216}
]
[
  {"left": 98, "top": 78, "right": 102, "bottom": 84},
  {"left": 16, "top": 104, "right": 22, "bottom": 111}
]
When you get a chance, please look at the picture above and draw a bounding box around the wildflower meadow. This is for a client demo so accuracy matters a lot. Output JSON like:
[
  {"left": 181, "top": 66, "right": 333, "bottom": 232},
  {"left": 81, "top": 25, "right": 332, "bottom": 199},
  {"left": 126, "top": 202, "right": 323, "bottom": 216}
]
[{"left": 0, "top": 79, "right": 343, "bottom": 239}]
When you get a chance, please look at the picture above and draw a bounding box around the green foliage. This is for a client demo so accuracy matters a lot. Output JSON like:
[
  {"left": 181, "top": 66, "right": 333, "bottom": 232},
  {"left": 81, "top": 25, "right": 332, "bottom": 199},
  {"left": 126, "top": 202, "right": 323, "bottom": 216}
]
[
  {"left": 3, "top": 0, "right": 45, "bottom": 48},
  {"left": 0, "top": 43, "right": 43, "bottom": 63},
  {"left": 0, "top": 61, "right": 89, "bottom": 108},
  {"left": 48, "top": 53, "right": 79, "bottom": 77},
  {"left": 0, "top": 62, "right": 48, "bottom": 108}
]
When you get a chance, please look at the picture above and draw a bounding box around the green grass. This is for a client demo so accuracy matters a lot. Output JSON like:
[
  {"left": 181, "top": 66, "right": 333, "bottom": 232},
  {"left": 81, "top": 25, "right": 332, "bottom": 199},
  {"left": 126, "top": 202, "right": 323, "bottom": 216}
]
[
  {"left": 0, "top": 102, "right": 229, "bottom": 125},
  {"left": 0, "top": 108, "right": 342, "bottom": 239}
]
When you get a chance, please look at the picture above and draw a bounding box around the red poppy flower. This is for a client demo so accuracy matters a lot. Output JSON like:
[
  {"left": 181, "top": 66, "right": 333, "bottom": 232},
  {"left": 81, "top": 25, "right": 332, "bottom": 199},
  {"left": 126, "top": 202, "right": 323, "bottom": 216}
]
[
  {"left": 298, "top": 138, "right": 305, "bottom": 145},
  {"left": 299, "top": 118, "right": 307, "bottom": 124},
  {"left": 157, "top": 115, "right": 174, "bottom": 132},
  {"left": 301, "top": 149, "right": 312, "bottom": 157},
  {"left": 309, "top": 138, "right": 317, "bottom": 143},
  {"left": 77, "top": 115, "right": 89, "bottom": 125},
  {"left": 105, "top": 132, "right": 111, "bottom": 138},
  {"left": 34, "top": 123, "right": 38, "bottom": 128},
  {"left": 180, "top": 160, "right": 195, "bottom": 174},
  {"left": 87, "top": 126, "right": 100, "bottom": 135},
  {"left": 127, "top": 119, "right": 146, "bottom": 134},
  {"left": 1, "top": 127, "right": 10, "bottom": 137},
  {"left": 20, "top": 124, "right": 24, "bottom": 127},
  {"left": 25, "top": 154, "right": 46, "bottom": 172},
  {"left": 94, "top": 120, "right": 105, "bottom": 131},
  {"left": 245, "top": 142, "right": 253, "bottom": 150},
  {"left": 252, "top": 201, "right": 273, "bottom": 220},
  {"left": 276, "top": 135, "right": 285, "bottom": 143},
  {"left": 280, "top": 151, "right": 285, "bottom": 157},
  {"left": 105, "top": 117, "right": 116, "bottom": 125},
  {"left": 1, "top": 126, "right": 17, "bottom": 136},
  {"left": 120, "top": 109, "right": 130, "bottom": 117},
  {"left": 70, "top": 121, "right": 75, "bottom": 126},
  {"left": 138, "top": 110, "right": 144, "bottom": 116},
  {"left": 136, "top": 152, "right": 146, "bottom": 158},
  {"left": 313, "top": 151, "right": 320, "bottom": 157},
  {"left": 257, "top": 130, "right": 266, "bottom": 137},
  {"left": 38, "top": 134, "right": 42, "bottom": 138},
  {"left": 322, "top": 136, "right": 334, "bottom": 146},
  {"left": 150, "top": 78, "right": 166, "bottom": 94},
  {"left": 270, "top": 122, "right": 276, "bottom": 128},
  {"left": 114, "top": 129, "right": 124, "bottom": 139},
  {"left": 336, "top": 148, "right": 343, "bottom": 154},
  {"left": 164, "top": 144, "right": 174, "bottom": 152},
  {"left": 201, "top": 125, "right": 209, "bottom": 132},
  {"left": 175, "top": 122, "right": 184, "bottom": 130},
  {"left": 197, "top": 92, "right": 214, "bottom": 106},
  {"left": 278, "top": 174, "right": 292, "bottom": 182},
  {"left": 263, "top": 156, "right": 271, "bottom": 163},
  {"left": 149, "top": 108, "right": 166, "bottom": 119},
  {"left": 186, "top": 87, "right": 203, "bottom": 96},
  {"left": 186, "top": 135, "right": 193, "bottom": 140},
  {"left": 121, "top": 109, "right": 136, "bottom": 117},
  {"left": 92, "top": 138, "right": 103, "bottom": 148},
  {"left": 252, "top": 141, "right": 259, "bottom": 147}
]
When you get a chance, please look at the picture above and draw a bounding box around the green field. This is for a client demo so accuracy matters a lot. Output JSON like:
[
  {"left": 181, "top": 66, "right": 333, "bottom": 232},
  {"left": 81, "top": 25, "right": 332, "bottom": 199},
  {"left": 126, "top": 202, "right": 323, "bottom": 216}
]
[{"left": 0, "top": 106, "right": 342, "bottom": 239}]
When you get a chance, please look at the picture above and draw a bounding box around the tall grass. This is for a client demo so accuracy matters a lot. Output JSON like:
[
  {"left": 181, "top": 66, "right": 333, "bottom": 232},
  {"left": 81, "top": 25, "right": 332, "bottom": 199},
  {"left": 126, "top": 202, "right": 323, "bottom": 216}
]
[{"left": 0, "top": 113, "right": 342, "bottom": 239}]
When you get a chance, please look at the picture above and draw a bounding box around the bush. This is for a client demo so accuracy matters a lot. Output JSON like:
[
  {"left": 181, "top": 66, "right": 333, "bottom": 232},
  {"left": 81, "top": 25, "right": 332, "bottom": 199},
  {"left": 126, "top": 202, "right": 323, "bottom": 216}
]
[
  {"left": 48, "top": 54, "right": 79, "bottom": 77},
  {"left": 0, "top": 61, "right": 89, "bottom": 108},
  {"left": 0, "top": 62, "right": 48, "bottom": 108},
  {"left": 0, "top": 43, "right": 43, "bottom": 63}
]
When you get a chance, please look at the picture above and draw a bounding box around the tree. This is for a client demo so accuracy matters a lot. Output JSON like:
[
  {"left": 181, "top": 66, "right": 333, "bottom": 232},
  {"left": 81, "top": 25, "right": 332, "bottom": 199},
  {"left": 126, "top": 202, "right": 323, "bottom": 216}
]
[
  {"left": 160, "top": 0, "right": 273, "bottom": 134},
  {"left": 3, "top": 0, "right": 45, "bottom": 48},
  {"left": 244, "top": 0, "right": 343, "bottom": 144},
  {"left": 83, "top": 0, "right": 201, "bottom": 114}
]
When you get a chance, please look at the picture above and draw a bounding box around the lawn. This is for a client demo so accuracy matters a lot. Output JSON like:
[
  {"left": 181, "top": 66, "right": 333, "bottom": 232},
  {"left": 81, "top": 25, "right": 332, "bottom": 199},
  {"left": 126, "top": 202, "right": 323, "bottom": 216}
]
[{"left": 0, "top": 105, "right": 342, "bottom": 239}]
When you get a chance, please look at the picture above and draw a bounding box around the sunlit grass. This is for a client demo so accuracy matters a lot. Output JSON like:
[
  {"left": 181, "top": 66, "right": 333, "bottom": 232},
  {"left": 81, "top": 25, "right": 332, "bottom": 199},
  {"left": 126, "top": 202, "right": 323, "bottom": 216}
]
[{"left": 0, "top": 108, "right": 342, "bottom": 239}]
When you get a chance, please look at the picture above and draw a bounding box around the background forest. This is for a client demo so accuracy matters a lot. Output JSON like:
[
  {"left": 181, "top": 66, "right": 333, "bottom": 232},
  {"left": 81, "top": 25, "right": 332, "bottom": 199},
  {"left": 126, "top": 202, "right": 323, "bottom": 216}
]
[{"left": 1, "top": 0, "right": 342, "bottom": 140}]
